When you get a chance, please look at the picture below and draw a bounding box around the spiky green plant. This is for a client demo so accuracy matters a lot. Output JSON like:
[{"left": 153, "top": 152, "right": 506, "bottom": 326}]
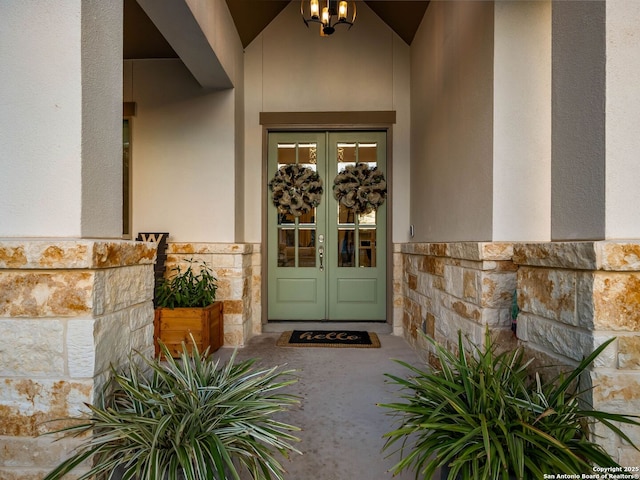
[
  {"left": 379, "top": 331, "right": 640, "bottom": 480},
  {"left": 42, "top": 341, "right": 301, "bottom": 480}
]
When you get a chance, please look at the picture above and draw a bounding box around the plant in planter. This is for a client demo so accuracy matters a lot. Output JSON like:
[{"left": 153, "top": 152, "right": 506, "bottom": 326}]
[
  {"left": 155, "top": 259, "right": 218, "bottom": 309},
  {"left": 379, "top": 331, "right": 640, "bottom": 480},
  {"left": 42, "top": 341, "right": 301, "bottom": 480},
  {"left": 154, "top": 259, "right": 223, "bottom": 357}
]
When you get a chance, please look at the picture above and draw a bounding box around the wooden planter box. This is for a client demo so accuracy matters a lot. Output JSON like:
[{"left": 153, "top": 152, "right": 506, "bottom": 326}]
[{"left": 154, "top": 301, "right": 224, "bottom": 358}]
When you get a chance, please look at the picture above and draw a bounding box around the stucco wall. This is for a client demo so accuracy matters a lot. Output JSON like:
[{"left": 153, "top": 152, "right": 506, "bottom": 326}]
[
  {"left": 81, "top": 1, "right": 124, "bottom": 238},
  {"left": 1, "top": 0, "right": 122, "bottom": 238},
  {"left": 493, "top": 0, "right": 551, "bottom": 242},
  {"left": 551, "top": 1, "right": 606, "bottom": 241},
  {"left": 124, "top": 0, "right": 244, "bottom": 244},
  {"left": 409, "top": 1, "right": 495, "bottom": 242},
  {"left": 243, "top": 1, "right": 411, "bottom": 244},
  {"left": 605, "top": 0, "right": 640, "bottom": 239},
  {"left": 125, "top": 59, "right": 238, "bottom": 243}
]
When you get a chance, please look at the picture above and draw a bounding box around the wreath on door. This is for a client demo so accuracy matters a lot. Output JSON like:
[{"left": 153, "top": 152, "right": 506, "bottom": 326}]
[
  {"left": 333, "top": 163, "right": 387, "bottom": 215},
  {"left": 269, "top": 164, "right": 323, "bottom": 217}
]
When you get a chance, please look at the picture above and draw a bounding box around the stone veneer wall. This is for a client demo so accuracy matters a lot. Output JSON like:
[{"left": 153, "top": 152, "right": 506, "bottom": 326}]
[
  {"left": 0, "top": 239, "right": 156, "bottom": 480},
  {"left": 514, "top": 242, "right": 640, "bottom": 464},
  {"left": 400, "top": 242, "right": 518, "bottom": 356},
  {"left": 399, "top": 241, "right": 640, "bottom": 464},
  {"left": 165, "top": 243, "right": 260, "bottom": 347},
  {"left": 392, "top": 245, "right": 405, "bottom": 336}
]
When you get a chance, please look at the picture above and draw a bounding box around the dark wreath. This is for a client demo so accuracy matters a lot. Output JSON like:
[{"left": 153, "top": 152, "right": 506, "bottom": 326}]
[
  {"left": 333, "top": 163, "right": 387, "bottom": 215},
  {"left": 268, "top": 164, "right": 323, "bottom": 217}
]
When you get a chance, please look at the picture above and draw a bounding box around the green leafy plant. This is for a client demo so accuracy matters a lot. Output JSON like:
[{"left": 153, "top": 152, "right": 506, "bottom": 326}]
[
  {"left": 42, "top": 341, "right": 301, "bottom": 480},
  {"left": 155, "top": 259, "right": 218, "bottom": 308},
  {"left": 379, "top": 331, "right": 640, "bottom": 480}
]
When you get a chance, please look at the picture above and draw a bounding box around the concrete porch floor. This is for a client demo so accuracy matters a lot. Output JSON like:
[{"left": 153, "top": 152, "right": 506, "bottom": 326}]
[{"left": 214, "top": 325, "right": 428, "bottom": 480}]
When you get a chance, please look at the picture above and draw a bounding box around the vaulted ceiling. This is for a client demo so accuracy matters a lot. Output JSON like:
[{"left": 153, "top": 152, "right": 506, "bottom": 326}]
[
  {"left": 225, "top": 0, "right": 430, "bottom": 47},
  {"left": 124, "top": 0, "right": 430, "bottom": 59}
]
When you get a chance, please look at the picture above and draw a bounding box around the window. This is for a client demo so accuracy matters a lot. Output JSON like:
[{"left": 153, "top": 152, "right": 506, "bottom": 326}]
[{"left": 123, "top": 118, "right": 131, "bottom": 237}]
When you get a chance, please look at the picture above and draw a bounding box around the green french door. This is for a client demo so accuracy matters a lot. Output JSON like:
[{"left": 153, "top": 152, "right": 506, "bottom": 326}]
[{"left": 267, "top": 131, "right": 387, "bottom": 321}]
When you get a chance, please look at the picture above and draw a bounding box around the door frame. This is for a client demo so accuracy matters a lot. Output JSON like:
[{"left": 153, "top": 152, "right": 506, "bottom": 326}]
[{"left": 259, "top": 111, "right": 396, "bottom": 325}]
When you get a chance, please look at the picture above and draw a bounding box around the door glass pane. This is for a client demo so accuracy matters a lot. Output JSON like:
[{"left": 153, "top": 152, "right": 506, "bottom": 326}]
[
  {"left": 337, "top": 142, "right": 357, "bottom": 166},
  {"left": 277, "top": 143, "right": 296, "bottom": 165},
  {"left": 278, "top": 229, "right": 295, "bottom": 267},
  {"left": 298, "top": 229, "right": 316, "bottom": 267},
  {"left": 338, "top": 203, "right": 355, "bottom": 225},
  {"left": 298, "top": 207, "right": 316, "bottom": 225},
  {"left": 338, "top": 228, "right": 355, "bottom": 267},
  {"left": 298, "top": 143, "right": 317, "bottom": 168},
  {"left": 358, "top": 142, "right": 378, "bottom": 166},
  {"left": 359, "top": 228, "right": 376, "bottom": 268},
  {"left": 358, "top": 210, "right": 376, "bottom": 226},
  {"left": 278, "top": 212, "right": 295, "bottom": 225}
]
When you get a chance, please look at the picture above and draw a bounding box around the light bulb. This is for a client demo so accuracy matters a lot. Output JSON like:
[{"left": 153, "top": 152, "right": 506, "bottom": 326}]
[
  {"left": 338, "top": 1, "right": 347, "bottom": 20},
  {"left": 310, "top": 0, "right": 319, "bottom": 19}
]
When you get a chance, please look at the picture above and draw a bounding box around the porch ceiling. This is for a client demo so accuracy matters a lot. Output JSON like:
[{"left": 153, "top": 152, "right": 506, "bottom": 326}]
[{"left": 124, "top": 0, "right": 430, "bottom": 59}]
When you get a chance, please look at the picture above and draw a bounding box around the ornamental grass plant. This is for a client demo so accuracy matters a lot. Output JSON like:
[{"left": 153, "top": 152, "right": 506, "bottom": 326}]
[
  {"left": 379, "top": 331, "right": 639, "bottom": 480},
  {"left": 42, "top": 341, "right": 301, "bottom": 480}
]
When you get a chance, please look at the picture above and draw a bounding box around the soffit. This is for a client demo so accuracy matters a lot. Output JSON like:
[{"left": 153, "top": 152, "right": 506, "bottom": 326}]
[{"left": 124, "top": 0, "right": 178, "bottom": 59}]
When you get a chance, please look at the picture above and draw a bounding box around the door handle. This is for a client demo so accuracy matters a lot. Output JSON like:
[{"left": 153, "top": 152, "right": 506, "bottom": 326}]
[{"left": 318, "top": 246, "right": 324, "bottom": 272}]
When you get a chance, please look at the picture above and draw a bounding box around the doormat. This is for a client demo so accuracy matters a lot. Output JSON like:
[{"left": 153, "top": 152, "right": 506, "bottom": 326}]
[{"left": 276, "top": 330, "right": 380, "bottom": 348}]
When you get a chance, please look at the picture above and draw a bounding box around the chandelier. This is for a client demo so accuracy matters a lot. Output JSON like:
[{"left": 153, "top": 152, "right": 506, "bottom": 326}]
[{"left": 301, "top": 0, "right": 356, "bottom": 36}]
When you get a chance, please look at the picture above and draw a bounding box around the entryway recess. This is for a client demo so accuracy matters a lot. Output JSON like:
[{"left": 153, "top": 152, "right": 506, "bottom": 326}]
[{"left": 267, "top": 131, "right": 387, "bottom": 321}]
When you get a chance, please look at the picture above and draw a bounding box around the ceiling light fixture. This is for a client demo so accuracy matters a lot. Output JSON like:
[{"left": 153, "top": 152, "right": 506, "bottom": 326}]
[{"left": 301, "top": 0, "right": 356, "bottom": 36}]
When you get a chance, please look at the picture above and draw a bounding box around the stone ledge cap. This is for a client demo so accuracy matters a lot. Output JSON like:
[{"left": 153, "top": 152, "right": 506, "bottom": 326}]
[
  {"left": 0, "top": 239, "right": 156, "bottom": 269},
  {"left": 597, "top": 241, "right": 640, "bottom": 271},
  {"left": 514, "top": 241, "right": 640, "bottom": 271},
  {"left": 401, "top": 242, "right": 513, "bottom": 261},
  {"left": 167, "top": 243, "right": 254, "bottom": 255}
]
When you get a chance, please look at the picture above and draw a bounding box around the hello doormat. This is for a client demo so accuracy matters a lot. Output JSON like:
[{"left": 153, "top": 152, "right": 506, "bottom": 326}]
[{"left": 276, "top": 330, "right": 381, "bottom": 348}]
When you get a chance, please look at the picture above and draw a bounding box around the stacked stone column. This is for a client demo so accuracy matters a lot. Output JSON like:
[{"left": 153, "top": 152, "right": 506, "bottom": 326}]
[
  {"left": 398, "top": 240, "right": 640, "bottom": 464},
  {"left": 0, "top": 239, "right": 155, "bottom": 479},
  {"left": 515, "top": 241, "right": 640, "bottom": 464}
]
